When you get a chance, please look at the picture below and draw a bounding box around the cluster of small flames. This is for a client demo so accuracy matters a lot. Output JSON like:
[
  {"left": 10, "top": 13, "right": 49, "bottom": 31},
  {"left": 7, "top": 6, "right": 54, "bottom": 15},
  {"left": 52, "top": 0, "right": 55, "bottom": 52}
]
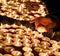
[
  {"left": 0, "top": 0, "right": 48, "bottom": 21},
  {"left": 0, "top": 0, "right": 60, "bottom": 56},
  {"left": 0, "top": 23, "right": 60, "bottom": 56}
]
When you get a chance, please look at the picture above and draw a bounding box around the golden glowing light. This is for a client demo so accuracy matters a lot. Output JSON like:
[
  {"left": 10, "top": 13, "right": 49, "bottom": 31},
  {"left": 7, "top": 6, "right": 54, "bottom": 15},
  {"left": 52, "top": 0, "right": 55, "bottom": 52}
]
[{"left": 0, "top": 0, "right": 48, "bottom": 21}]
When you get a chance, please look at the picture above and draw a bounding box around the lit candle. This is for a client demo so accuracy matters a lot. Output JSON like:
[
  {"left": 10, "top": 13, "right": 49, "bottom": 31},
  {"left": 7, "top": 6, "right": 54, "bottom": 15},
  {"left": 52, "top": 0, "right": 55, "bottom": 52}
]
[
  {"left": 1, "top": 29, "right": 8, "bottom": 33},
  {"left": 23, "top": 43, "right": 32, "bottom": 47},
  {"left": 23, "top": 46, "right": 32, "bottom": 52},
  {"left": 11, "top": 51, "right": 22, "bottom": 56},
  {"left": 7, "top": 13, "right": 12, "bottom": 18},
  {"left": 34, "top": 14, "right": 40, "bottom": 17},
  {"left": 0, "top": 23, "right": 4, "bottom": 28},
  {"left": 24, "top": 52, "right": 34, "bottom": 56},
  {"left": 39, "top": 53, "right": 48, "bottom": 56},
  {"left": 26, "top": 28, "right": 31, "bottom": 34},
  {"left": 4, "top": 34, "right": 11, "bottom": 45},
  {"left": 5, "top": 24, "right": 10, "bottom": 28},
  {"left": 6, "top": 34, "right": 11, "bottom": 44},
  {"left": 20, "top": 24, "right": 23, "bottom": 28},
  {"left": 12, "top": 24, "right": 17, "bottom": 28},
  {"left": 18, "top": 3, "right": 25, "bottom": 13},
  {"left": 19, "top": 16, "right": 23, "bottom": 20},
  {"left": 0, "top": 13, "right": 5, "bottom": 16},
  {"left": 13, "top": 38, "right": 22, "bottom": 47},
  {"left": 9, "top": 29, "right": 15, "bottom": 33},
  {"left": 4, "top": 46, "right": 15, "bottom": 53},
  {"left": 18, "top": 29, "right": 23, "bottom": 34},
  {"left": 14, "top": 14, "right": 19, "bottom": 19}
]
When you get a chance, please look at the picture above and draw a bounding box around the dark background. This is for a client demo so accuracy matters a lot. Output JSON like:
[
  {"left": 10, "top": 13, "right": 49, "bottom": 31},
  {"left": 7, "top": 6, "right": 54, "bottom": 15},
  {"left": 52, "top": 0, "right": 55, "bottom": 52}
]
[
  {"left": 43, "top": 0, "right": 60, "bottom": 18},
  {"left": 42, "top": 0, "right": 60, "bottom": 31},
  {"left": 42, "top": 0, "right": 60, "bottom": 40}
]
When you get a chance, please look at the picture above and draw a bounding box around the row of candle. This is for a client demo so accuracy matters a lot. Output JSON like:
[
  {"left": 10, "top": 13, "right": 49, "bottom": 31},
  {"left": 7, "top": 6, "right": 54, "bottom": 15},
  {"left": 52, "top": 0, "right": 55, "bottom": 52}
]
[
  {"left": 0, "top": 0, "right": 48, "bottom": 21},
  {"left": 0, "top": 23, "right": 60, "bottom": 56},
  {"left": 0, "top": 0, "right": 42, "bottom": 4}
]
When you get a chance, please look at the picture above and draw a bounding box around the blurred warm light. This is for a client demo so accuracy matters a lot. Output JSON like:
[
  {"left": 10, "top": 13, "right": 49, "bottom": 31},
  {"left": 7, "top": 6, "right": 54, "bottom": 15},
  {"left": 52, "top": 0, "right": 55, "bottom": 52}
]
[
  {"left": 0, "top": 0, "right": 60, "bottom": 56},
  {"left": 37, "top": 26, "right": 47, "bottom": 32},
  {"left": 0, "top": 23, "right": 60, "bottom": 55},
  {"left": 30, "top": 0, "right": 40, "bottom": 2},
  {"left": 36, "top": 26, "right": 47, "bottom": 37},
  {"left": 0, "top": 23, "right": 3, "bottom": 28},
  {"left": 6, "top": 34, "right": 11, "bottom": 44},
  {"left": 0, "top": 0, "right": 48, "bottom": 21}
]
